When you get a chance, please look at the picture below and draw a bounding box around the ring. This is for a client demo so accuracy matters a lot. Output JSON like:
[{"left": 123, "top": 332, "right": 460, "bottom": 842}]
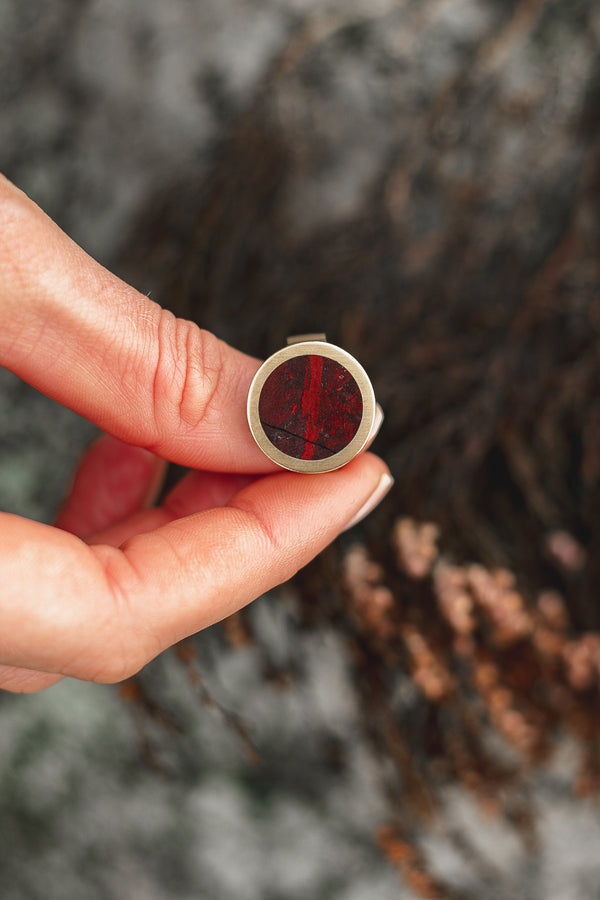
[{"left": 247, "top": 334, "right": 377, "bottom": 473}]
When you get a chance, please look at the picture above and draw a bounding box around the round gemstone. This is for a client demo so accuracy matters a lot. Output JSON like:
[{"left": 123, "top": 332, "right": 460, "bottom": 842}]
[{"left": 258, "top": 354, "right": 363, "bottom": 460}]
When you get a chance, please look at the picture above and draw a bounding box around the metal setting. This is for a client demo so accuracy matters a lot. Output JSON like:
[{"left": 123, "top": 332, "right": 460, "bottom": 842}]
[{"left": 247, "top": 337, "right": 376, "bottom": 474}]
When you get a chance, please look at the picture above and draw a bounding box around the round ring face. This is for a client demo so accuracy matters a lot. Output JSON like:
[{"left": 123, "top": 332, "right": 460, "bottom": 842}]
[{"left": 247, "top": 341, "right": 376, "bottom": 473}]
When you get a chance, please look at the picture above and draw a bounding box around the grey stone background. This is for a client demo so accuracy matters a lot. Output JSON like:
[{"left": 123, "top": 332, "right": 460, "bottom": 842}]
[{"left": 1, "top": 1, "right": 600, "bottom": 898}]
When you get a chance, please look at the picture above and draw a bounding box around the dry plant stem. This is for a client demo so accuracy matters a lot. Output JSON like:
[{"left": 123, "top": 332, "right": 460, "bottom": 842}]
[{"left": 118, "top": 3, "right": 600, "bottom": 895}]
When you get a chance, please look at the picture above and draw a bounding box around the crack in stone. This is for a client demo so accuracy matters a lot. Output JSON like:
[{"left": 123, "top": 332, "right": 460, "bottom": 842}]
[{"left": 262, "top": 421, "right": 334, "bottom": 454}]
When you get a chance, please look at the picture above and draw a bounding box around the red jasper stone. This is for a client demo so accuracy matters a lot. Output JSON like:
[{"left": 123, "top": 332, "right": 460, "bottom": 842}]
[{"left": 258, "top": 354, "right": 363, "bottom": 460}]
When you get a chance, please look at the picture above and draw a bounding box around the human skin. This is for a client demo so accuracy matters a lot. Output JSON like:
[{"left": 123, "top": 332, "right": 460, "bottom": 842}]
[{"left": 0, "top": 175, "right": 391, "bottom": 694}]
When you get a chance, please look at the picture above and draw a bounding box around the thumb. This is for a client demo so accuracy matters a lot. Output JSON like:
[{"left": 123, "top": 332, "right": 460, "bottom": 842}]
[{"left": 0, "top": 454, "right": 392, "bottom": 683}]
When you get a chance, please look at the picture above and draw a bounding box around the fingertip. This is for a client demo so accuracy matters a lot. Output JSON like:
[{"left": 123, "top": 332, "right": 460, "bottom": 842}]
[
  {"left": 229, "top": 450, "right": 392, "bottom": 553},
  {"left": 56, "top": 434, "right": 167, "bottom": 538},
  {"left": 343, "top": 470, "right": 394, "bottom": 530},
  {"left": 330, "top": 451, "right": 392, "bottom": 531}
]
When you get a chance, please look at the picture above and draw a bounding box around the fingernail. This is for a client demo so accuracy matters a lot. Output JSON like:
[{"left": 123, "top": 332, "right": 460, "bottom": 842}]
[{"left": 343, "top": 472, "right": 394, "bottom": 531}]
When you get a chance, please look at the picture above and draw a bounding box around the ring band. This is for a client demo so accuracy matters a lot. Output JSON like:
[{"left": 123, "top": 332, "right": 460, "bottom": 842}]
[{"left": 247, "top": 335, "right": 377, "bottom": 473}]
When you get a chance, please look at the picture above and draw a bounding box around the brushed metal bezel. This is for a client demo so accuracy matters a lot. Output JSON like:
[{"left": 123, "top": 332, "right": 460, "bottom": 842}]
[{"left": 247, "top": 341, "right": 376, "bottom": 473}]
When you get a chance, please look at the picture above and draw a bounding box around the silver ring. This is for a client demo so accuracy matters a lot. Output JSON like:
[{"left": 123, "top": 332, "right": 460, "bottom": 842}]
[{"left": 247, "top": 334, "right": 377, "bottom": 474}]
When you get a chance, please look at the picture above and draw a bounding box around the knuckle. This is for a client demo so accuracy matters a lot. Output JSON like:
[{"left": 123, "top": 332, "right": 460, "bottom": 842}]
[
  {"left": 86, "top": 546, "right": 160, "bottom": 684},
  {"left": 229, "top": 497, "right": 282, "bottom": 558},
  {"left": 150, "top": 313, "right": 223, "bottom": 441}
]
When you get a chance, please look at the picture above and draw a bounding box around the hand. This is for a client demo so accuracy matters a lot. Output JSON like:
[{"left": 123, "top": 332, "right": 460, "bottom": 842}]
[{"left": 0, "top": 176, "right": 392, "bottom": 693}]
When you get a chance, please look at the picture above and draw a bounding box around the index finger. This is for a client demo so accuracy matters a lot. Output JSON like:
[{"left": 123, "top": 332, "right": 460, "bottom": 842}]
[{"left": 0, "top": 175, "right": 274, "bottom": 473}]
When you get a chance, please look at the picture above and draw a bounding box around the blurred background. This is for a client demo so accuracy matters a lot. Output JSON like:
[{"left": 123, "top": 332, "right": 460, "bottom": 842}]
[{"left": 2, "top": 0, "right": 600, "bottom": 897}]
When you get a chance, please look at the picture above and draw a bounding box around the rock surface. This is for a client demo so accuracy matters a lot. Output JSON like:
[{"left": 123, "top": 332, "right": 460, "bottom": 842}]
[{"left": 258, "top": 354, "right": 363, "bottom": 460}]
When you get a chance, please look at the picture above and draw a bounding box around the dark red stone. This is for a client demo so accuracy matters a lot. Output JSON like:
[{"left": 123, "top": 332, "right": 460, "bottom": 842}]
[{"left": 258, "top": 354, "right": 363, "bottom": 460}]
